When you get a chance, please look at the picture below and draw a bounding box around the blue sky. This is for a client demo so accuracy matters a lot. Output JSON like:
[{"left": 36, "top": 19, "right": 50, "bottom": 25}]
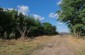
[{"left": 0, "top": 0, "right": 70, "bottom": 33}]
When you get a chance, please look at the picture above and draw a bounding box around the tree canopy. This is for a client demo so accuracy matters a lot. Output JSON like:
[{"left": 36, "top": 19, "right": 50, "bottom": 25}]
[
  {"left": 58, "top": 0, "right": 85, "bottom": 37},
  {"left": 0, "top": 8, "right": 58, "bottom": 39}
]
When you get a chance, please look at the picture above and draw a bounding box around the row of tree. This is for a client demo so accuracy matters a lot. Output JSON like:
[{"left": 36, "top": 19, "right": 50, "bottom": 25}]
[
  {"left": 0, "top": 8, "right": 58, "bottom": 39},
  {"left": 58, "top": 0, "right": 85, "bottom": 37}
]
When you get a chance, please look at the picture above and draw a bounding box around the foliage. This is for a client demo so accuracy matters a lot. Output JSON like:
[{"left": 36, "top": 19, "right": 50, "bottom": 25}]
[
  {"left": 43, "top": 22, "right": 57, "bottom": 35},
  {"left": 57, "top": 0, "right": 85, "bottom": 37},
  {"left": 0, "top": 8, "right": 58, "bottom": 39}
]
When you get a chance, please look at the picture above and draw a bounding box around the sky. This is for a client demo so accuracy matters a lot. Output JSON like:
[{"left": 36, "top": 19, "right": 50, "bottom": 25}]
[{"left": 0, "top": 0, "right": 70, "bottom": 33}]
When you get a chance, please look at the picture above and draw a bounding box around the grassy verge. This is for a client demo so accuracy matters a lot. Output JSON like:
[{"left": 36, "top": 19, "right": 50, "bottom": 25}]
[
  {"left": 67, "top": 36, "right": 85, "bottom": 55},
  {"left": 0, "top": 36, "right": 55, "bottom": 55}
]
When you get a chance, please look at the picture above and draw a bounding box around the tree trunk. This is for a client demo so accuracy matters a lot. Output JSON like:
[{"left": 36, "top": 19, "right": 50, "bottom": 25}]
[{"left": 20, "top": 27, "right": 27, "bottom": 39}]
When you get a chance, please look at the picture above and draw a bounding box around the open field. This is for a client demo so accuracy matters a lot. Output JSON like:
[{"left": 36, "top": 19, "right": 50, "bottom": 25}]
[
  {"left": 0, "top": 35, "right": 85, "bottom": 55},
  {"left": 0, "top": 36, "right": 56, "bottom": 55}
]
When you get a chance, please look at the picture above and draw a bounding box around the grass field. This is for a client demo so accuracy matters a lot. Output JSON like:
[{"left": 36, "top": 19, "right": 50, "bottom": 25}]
[
  {"left": 0, "top": 36, "right": 56, "bottom": 55},
  {"left": 0, "top": 35, "right": 85, "bottom": 55},
  {"left": 67, "top": 36, "right": 85, "bottom": 55}
]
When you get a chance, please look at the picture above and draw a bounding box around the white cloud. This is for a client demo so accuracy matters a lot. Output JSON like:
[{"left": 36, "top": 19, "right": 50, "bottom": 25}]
[
  {"left": 57, "top": 0, "right": 62, "bottom": 5},
  {"left": 8, "top": 8, "right": 13, "bottom": 10},
  {"left": 32, "top": 14, "right": 44, "bottom": 20},
  {"left": 49, "top": 13, "right": 58, "bottom": 18},
  {"left": 57, "top": 21, "right": 63, "bottom": 25},
  {"left": 58, "top": 22, "right": 63, "bottom": 25},
  {"left": 17, "top": 5, "right": 29, "bottom": 15},
  {"left": 57, "top": 1, "right": 61, "bottom": 5}
]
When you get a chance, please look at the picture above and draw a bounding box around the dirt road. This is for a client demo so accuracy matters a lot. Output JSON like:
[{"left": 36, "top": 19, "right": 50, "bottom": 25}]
[{"left": 31, "top": 35, "right": 76, "bottom": 55}]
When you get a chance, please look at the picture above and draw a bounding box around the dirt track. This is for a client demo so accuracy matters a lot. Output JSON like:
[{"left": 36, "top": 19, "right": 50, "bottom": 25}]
[{"left": 31, "top": 35, "right": 75, "bottom": 55}]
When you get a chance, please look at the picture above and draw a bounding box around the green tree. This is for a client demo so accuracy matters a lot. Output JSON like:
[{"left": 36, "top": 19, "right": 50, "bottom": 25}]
[
  {"left": 0, "top": 8, "right": 13, "bottom": 39},
  {"left": 58, "top": 0, "right": 85, "bottom": 37},
  {"left": 43, "top": 22, "right": 57, "bottom": 35},
  {"left": 0, "top": 7, "right": 58, "bottom": 39}
]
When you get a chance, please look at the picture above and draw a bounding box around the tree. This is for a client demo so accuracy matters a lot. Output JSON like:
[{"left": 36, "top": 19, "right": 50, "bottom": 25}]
[
  {"left": 43, "top": 22, "right": 57, "bottom": 35},
  {"left": 0, "top": 8, "right": 13, "bottom": 39},
  {"left": 57, "top": 0, "right": 85, "bottom": 37},
  {"left": 0, "top": 7, "right": 58, "bottom": 39}
]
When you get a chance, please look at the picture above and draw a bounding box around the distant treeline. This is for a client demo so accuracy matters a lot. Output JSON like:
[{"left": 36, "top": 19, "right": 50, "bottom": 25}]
[{"left": 0, "top": 8, "right": 58, "bottom": 39}]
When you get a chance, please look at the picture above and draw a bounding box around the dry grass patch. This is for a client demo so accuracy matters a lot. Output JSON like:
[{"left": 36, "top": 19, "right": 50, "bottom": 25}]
[
  {"left": 0, "top": 36, "right": 56, "bottom": 55},
  {"left": 67, "top": 36, "right": 85, "bottom": 55}
]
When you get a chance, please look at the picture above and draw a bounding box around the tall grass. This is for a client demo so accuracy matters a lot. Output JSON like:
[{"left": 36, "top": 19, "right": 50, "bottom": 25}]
[
  {"left": 67, "top": 36, "right": 85, "bottom": 55},
  {"left": 0, "top": 36, "right": 55, "bottom": 55}
]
